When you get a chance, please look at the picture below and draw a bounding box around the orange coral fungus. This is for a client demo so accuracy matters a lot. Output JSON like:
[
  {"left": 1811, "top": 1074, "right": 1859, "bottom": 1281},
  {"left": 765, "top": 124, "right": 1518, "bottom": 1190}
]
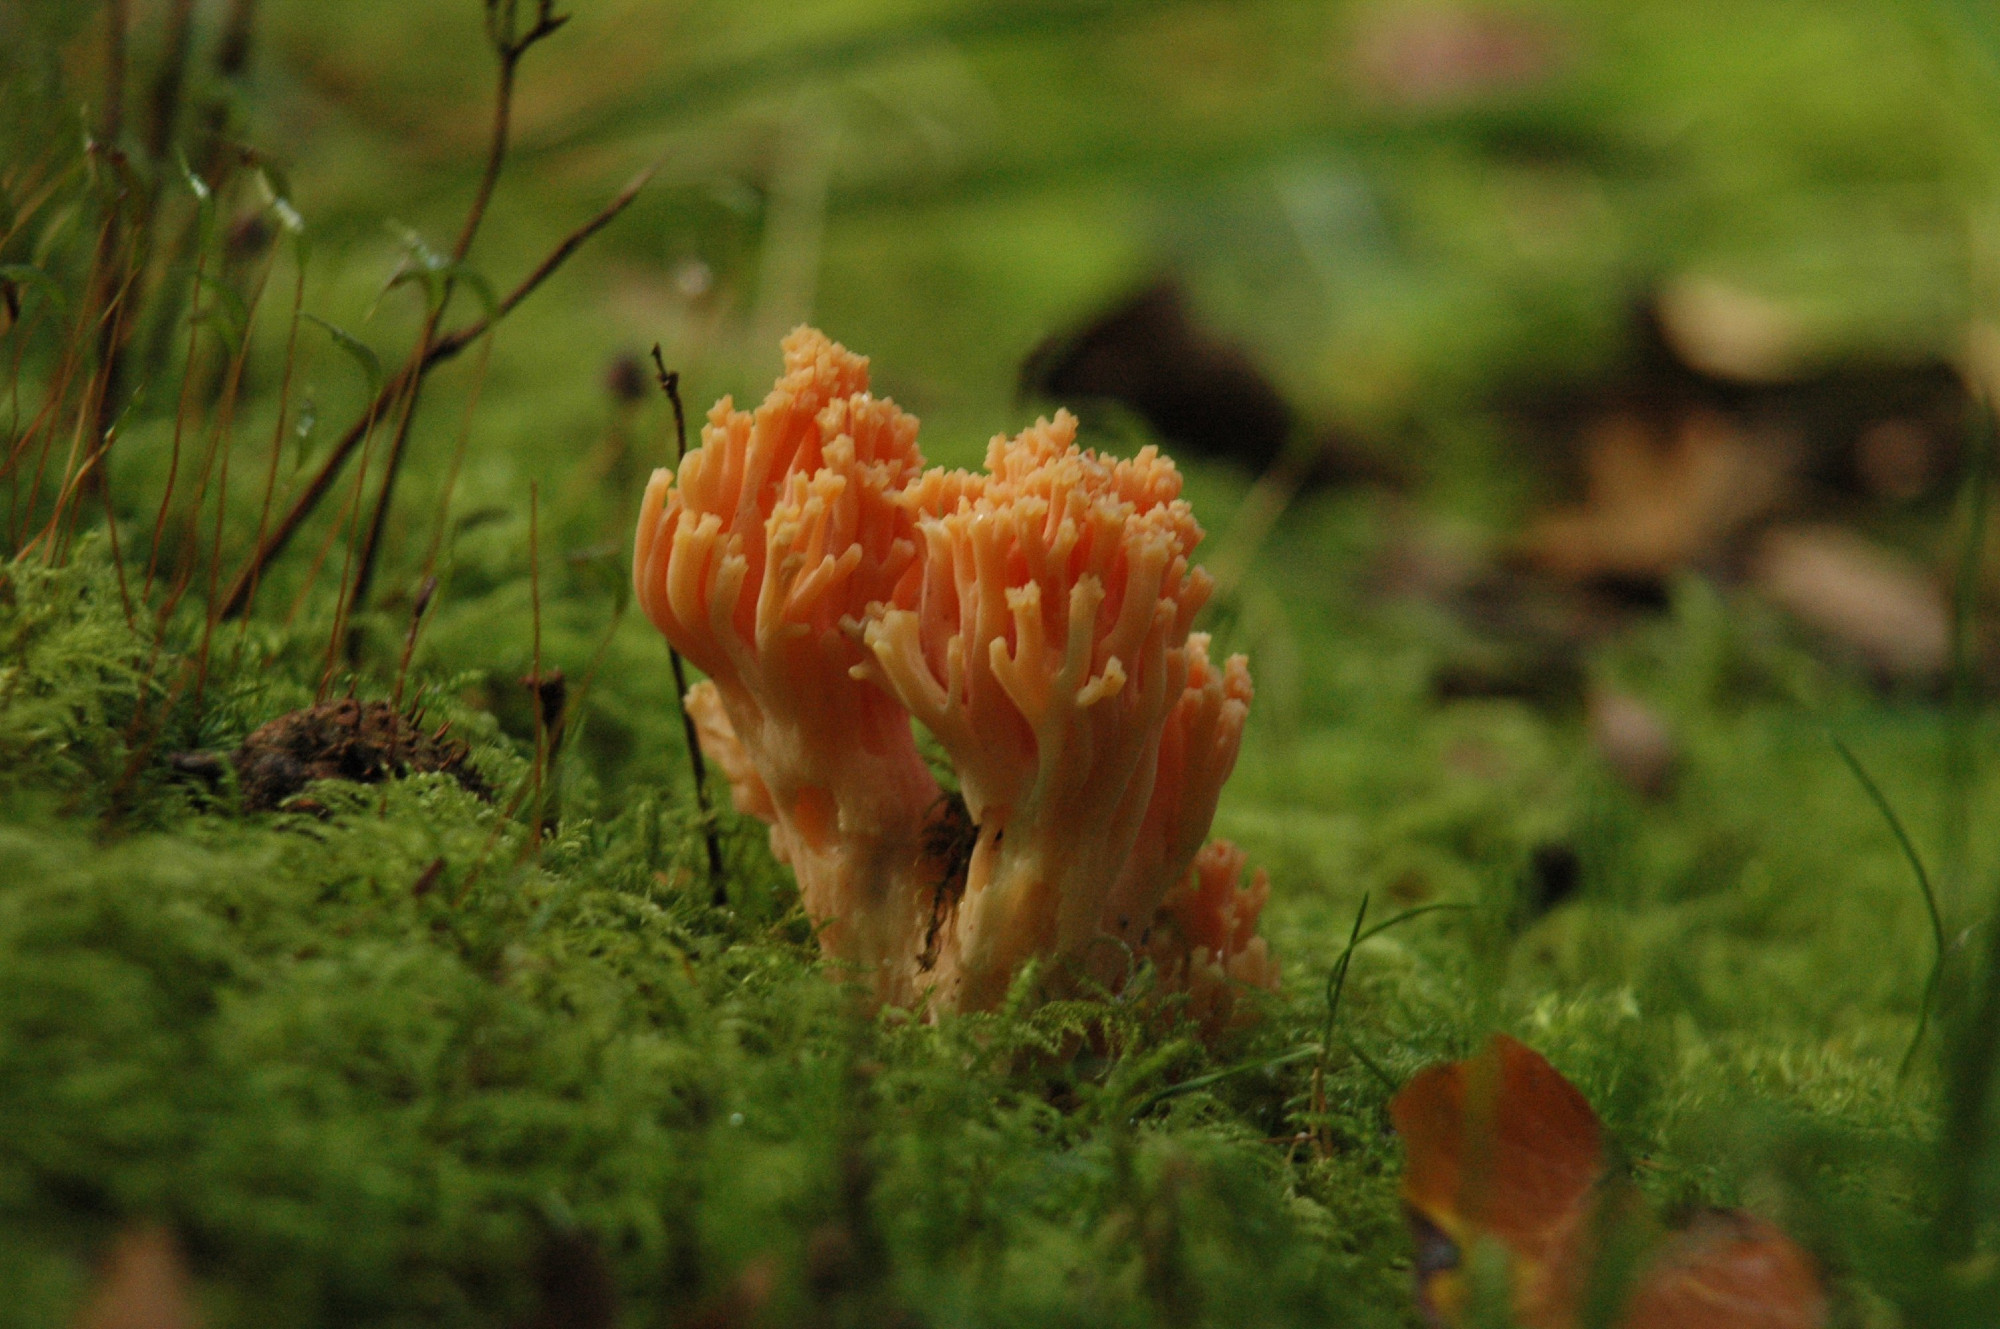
[
  {"left": 1142, "top": 839, "right": 1278, "bottom": 1031},
  {"left": 860, "top": 410, "right": 1264, "bottom": 1011},
  {"left": 635, "top": 329, "right": 1274, "bottom": 1019},
  {"left": 1390, "top": 1035, "right": 1825, "bottom": 1329},
  {"left": 634, "top": 329, "right": 940, "bottom": 1000}
]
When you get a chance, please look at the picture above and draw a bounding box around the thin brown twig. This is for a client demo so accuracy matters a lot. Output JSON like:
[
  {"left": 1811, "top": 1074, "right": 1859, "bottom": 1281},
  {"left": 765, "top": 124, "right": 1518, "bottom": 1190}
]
[
  {"left": 562, "top": 580, "right": 628, "bottom": 742},
  {"left": 19, "top": 226, "right": 147, "bottom": 564},
  {"left": 392, "top": 575, "right": 438, "bottom": 715},
  {"left": 30, "top": 265, "right": 126, "bottom": 561},
  {"left": 145, "top": 0, "right": 199, "bottom": 162},
  {"left": 3, "top": 328, "right": 81, "bottom": 495},
  {"left": 0, "top": 154, "right": 82, "bottom": 255},
  {"left": 71, "top": 272, "right": 140, "bottom": 595},
  {"left": 88, "top": 0, "right": 137, "bottom": 472},
  {"left": 417, "top": 320, "right": 497, "bottom": 583},
  {"left": 100, "top": 0, "right": 128, "bottom": 144},
  {"left": 283, "top": 481, "right": 352, "bottom": 631},
  {"left": 217, "top": 157, "right": 655, "bottom": 620},
  {"left": 106, "top": 0, "right": 203, "bottom": 450},
  {"left": 145, "top": 236, "right": 210, "bottom": 598},
  {"left": 15, "top": 182, "right": 137, "bottom": 555},
  {"left": 345, "top": 0, "right": 571, "bottom": 629},
  {"left": 160, "top": 245, "right": 275, "bottom": 627},
  {"left": 115, "top": 242, "right": 278, "bottom": 798},
  {"left": 526, "top": 481, "right": 550, "bottom": 841},
  {"left": 342, "top": 341, "right": 430, "bottom": 659},
  {"left": 649, "top": 345, "right": 725, "bottom": 902},
  {"left": 6, "top": 285, "right": 93, "bottom": 551},
  {"left": 317, "top": 401, "right": 384, "bottom": 701},
  {"left": 216, "top": 0, "right": 258, "bottom": 79},
  {"left": 234, "top": 243, "right": 307, "bottom": 665},
  {"left": 98, "top": 452, "right": 135, "bottom": 626}
]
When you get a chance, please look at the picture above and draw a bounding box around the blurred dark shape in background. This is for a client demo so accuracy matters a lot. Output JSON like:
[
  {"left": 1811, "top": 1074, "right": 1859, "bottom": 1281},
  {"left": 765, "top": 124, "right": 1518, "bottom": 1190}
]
[
  {"left": 1020, "top": 279, "right": 1409, "bottom": 489},
  {"left": 604, "top": 351, "right": 651, "bottom": 406},
  {"left": 1505, "top": 292, "right": 1968, "bottom": 539},
  {"left": 1485, "top": 288, "right": 1968, "bottom": 687},
  {"left": 1521, "top": 841, "right": 1583, "bottom": 920},
  {"left": 1370, "top": 279, "right": 1972, "bottom": 704}
]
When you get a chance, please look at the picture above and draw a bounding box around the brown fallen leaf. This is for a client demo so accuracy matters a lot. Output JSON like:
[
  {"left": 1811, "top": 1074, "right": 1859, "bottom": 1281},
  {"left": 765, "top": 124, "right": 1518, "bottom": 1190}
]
[
  {"left": 1751, "top": 525, "right": 1949, "bottom": 682},
  {"left": 73, "top": 1227, "right": 199, "bottom": 1329},
  {"left": 1392, "top": 1034, "right": 1607, "bottom": 1327},
  {"left": 1390, "top": 1035, "right": 1826, "bottom": 1329},
  {"left": 1520, "top": 410, "right": 1793, "bottom": 586}
]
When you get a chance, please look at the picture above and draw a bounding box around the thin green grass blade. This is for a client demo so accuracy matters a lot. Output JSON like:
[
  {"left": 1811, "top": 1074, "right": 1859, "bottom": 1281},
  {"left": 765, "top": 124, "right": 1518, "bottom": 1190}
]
[{"left": 1828, "top": 730, "right": 1945, "bottom": 1078}]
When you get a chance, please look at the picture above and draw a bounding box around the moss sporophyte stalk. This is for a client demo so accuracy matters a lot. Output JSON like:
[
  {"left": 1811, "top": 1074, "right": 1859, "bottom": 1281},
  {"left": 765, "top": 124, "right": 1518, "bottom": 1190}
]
[{"left": 633, "top": 327, "right": 1277, "bottom": 1022}]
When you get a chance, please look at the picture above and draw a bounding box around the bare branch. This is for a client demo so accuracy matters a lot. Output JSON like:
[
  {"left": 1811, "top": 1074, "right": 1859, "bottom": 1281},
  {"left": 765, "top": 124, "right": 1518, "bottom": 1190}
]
[
  {"left": 217, "top": 159, "right": 655, "bottom": 619},
  {"left": 346, "top": 3, "right": 569, "bottom": 625}
]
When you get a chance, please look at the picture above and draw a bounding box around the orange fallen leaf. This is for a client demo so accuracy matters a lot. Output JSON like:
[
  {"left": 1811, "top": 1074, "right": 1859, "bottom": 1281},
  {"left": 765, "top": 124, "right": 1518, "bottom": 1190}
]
[
  {"left": 1622, "top": 1210, "right": 1827, "bottom": 1329},
  {"left": 1392, "top": 1034, "right": 1607, "bottom": 1326},
  {"left": 1390, "top": 1035, "right": 1825, "bottom": 1329}
]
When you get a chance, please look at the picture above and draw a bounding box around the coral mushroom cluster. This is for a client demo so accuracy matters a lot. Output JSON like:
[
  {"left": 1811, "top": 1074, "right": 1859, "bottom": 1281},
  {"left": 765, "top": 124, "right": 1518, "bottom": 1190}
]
[{"left": 634, "top": 328, "right": 1275, "bottom": 1017}]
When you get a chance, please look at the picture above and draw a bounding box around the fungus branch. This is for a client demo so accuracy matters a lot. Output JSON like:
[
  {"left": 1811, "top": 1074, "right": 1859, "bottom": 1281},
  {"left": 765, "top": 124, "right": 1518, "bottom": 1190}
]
[
  {"left": 634, "top": 330, "right": 942, "bottom": 1000},
  {"left": 860, "top": 412, "right": 1260, "bottom": 1011}
]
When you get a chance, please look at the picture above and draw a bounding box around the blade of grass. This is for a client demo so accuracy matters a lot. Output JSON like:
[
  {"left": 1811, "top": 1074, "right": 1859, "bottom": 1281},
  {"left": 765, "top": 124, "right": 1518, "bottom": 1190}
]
[
  {"left": 1131, "top": 1045, "right": 1320, "bottom": 1120},
  {"left": 1144, "top": 892, "right": 1472, "bottom": 1128},
  {"left": 1828, "top": 730, "right": 1946, "bottom": 1078}
]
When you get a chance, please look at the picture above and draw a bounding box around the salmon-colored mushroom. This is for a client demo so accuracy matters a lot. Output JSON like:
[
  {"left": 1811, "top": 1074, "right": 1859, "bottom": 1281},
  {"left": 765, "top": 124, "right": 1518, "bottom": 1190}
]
[
  {"left": 634, "top": 328, "right": 940, "bottom": 1001},
  {"left": 637, "top": 329, "right": 1275, "bottom": 1020}
]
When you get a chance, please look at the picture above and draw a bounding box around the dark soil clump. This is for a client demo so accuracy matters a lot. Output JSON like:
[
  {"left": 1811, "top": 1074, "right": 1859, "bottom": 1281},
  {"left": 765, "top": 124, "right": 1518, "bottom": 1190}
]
[{"left": 230, "top": 698, "right": 492, "bottom": 812}]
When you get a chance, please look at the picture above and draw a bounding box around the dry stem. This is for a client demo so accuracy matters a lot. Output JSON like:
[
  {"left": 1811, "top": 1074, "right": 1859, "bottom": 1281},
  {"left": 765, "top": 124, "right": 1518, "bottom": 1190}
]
[
  {"left": 649, "top": 345, "right": 727, "bottom": 902},
  {"left": 217, "top": 158, "right": 654, "bottom": 620}
]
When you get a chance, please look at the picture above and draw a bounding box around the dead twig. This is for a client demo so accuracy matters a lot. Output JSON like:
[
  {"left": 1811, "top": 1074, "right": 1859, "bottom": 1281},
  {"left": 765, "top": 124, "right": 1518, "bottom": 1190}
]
[
  {"left": 525, "top": 481, "right": 554, "bottom": 842},
  {"left": 217, "top": 158, "right": 655, "bottom": 619},
  {"left": 345, "top": 0, "right": 570, "bottom": 629},
  {"left": 649, "top": 346, "right": 726, "bottom": 903}
]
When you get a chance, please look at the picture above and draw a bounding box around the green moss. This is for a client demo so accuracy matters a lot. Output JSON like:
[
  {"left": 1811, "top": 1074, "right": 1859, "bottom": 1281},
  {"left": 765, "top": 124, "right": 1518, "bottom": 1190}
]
[{"left": 3, "top": 527, "right": 1995, "bottom": 1326}]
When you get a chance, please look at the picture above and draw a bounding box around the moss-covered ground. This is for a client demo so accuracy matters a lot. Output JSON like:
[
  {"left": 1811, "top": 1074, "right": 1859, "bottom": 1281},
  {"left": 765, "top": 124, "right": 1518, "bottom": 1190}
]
[{"left": 8, "top": 0, "right": 2000, "bottom": 1324}]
